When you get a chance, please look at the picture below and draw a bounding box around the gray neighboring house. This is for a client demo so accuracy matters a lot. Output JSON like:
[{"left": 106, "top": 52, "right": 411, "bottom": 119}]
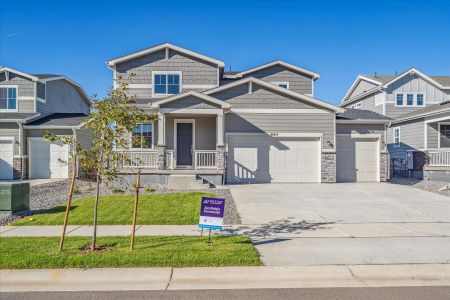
[
  {"left": 0, "top": 67, "right": 91, "bottom": 180},
  {"left": 107, "top": 42, "right": 389, "bottom": 186},
  {"left": 341, "top": 68, "right": 450, "bottom": 181}
]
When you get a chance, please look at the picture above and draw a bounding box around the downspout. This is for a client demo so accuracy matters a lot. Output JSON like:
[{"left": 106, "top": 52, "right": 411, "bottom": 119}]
[{"left": 17, "top": 120, "right": 24, "bottom": 179}]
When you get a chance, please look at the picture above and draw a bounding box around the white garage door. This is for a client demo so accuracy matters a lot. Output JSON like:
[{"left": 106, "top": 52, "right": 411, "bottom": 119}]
[
  {"left": 0, "top": 139, "right": 14, "bottom": 180},
  {"left": 336, "top": 136, "right": 378, "bottom": 182},
  {"left": 29, "top": 139, "right": 69, "bottom": 179},
  {"left": 227, "top": 136, "right": 321, "bottom": 183}
]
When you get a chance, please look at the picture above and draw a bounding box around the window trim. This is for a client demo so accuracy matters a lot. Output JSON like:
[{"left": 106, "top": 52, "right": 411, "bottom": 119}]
[
  {"left": 0, "top": 85, "right": 18, "bottom": 112},
  {"left": 438, "top": 122, "right": 450, "bottom": 149},
  {"left": 129, "top": 121, "right": 155, "bottom": 150},
  {"left": 393, "top": 127, "right": 401, "bottom": 147},
  {"left": 271, "top": 81, "right": 289, "bottom": 89},
  {"left": 151, "top": 71, "right": 182, "bottom": 98},
  {"left": 355, "top": 101, "right": 362, "bottom": 109},
  {"left": 394, "top": 92, "right": 426, "bottom": 107}
]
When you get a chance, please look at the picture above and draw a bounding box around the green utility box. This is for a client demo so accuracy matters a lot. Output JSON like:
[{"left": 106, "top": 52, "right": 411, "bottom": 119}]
[{"left": 0, "top": 182, "right": 30, "bottom": 213}]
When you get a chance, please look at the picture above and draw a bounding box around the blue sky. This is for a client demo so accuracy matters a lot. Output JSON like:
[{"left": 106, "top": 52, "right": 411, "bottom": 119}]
[{"left": 1, "top": 0, "right": 449, "bottom": 105}]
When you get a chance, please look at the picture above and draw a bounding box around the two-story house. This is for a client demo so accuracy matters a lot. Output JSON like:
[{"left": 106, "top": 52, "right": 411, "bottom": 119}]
[
  {"left": 0, "top": 67, "right": 91, "bottom": 180},
  {"left": 106, "top": 43, "right": 392, "bottom": 186},
  {"left": 341, "top": 68, "right": 450, "bottom": 181}
]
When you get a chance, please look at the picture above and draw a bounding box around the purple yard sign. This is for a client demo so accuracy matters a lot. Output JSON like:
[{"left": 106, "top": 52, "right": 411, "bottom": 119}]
[{"left": 199, "top": 197, "right": 225, "bottom": 230}]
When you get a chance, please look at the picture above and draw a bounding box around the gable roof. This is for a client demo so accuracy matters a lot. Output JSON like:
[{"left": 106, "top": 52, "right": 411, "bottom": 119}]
[
  {"left": 151, "top": 90, "right": 231, "bottom": 109},
  {"left": 0, "top": 113, "right": 40, "bottom": 122},
  {"left": 341, "top": 68, "right": 450, "bottom": 105},
  {"left": 223, "top": 61, "right": 320, "bottom": 80},
  {"left": 341, "top": 75, "right": 383, "bottom": 104},
  {"left": 24, "top": 113, "right": 88, "bottom": 128},
  {"left": 107, "top": 43, "right": 225, "bottom": 68},
  {"left": 204, "top": 77, "right": 343, "bottom": 113},
  {"left": 0, "top": 67, "right": 40, "bottom": 81},
  {"left": 392, "top": 101, "right": 450, "bottom": 123}
]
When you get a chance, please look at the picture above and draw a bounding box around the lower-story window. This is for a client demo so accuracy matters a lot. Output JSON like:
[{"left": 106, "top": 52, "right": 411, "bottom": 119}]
[
  {"left": 393, "top": 127, "right": 401, "bottom": 147},
  {"left": 132, "top": 123, "right": 153, "bottom": 149},
  {"left": 440, "top": 124, "right": 450, "bottom": 148}
]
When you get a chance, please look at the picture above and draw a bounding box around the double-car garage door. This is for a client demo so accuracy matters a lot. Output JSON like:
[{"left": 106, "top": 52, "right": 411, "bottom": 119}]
[
  {"left": 336, "top": 136, "right": 379, "bottom": 182},
  {"left": 227, "top": 136, "right": 321, "bottom": 183}
]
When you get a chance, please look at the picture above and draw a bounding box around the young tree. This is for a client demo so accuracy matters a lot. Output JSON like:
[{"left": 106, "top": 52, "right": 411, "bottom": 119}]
[{"left": 46, "top": 76, "right": 156, "bottom": 251}]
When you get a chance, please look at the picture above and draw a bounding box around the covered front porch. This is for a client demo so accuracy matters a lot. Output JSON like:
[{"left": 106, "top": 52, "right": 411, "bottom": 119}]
[{"left": 116, "top": 91, "right": 229, "bottom": 172}]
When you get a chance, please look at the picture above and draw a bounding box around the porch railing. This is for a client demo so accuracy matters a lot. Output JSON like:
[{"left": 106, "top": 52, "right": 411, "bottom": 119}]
[
  {"left": 116, "top": 150, "right": 158, "bottom": 168},
  {"left": 195, "top": 150, "right": 217, "bottom": 168},
  {"left": 428, "top": 151, "right": 450, "bottom": 166}
]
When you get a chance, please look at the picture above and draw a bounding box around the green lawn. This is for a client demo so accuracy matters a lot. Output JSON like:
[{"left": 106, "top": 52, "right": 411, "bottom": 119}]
[
  {"left": 0, "top": 236, "right": 261, "bottom": 269},
  {"left": 13, "top": 192, "right": 214, "bottom": 226}
]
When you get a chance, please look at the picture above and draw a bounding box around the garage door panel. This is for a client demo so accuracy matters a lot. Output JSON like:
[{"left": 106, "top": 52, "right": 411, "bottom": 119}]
[
  {"left": 337, "top": 136, "right": 378, "bottom": 183},
  {"left": 0, "top": 140, "right": 14, "bottom": 180},
  {"left": 227, "top": 136, "right": 320, "bottom": 183},
  {"left": 29, "top": 140, "right": 68, "bottom": 179}
]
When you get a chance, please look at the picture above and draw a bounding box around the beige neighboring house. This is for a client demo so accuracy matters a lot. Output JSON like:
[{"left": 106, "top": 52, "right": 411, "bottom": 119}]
[
  {"left": 0, "top": 67, "right": 91, "bottom": 180},
  {"left": 106, "top": 42, "right": 391, "bottom": 186},
  {"left": 341, "top": 68, "right": 450, "bottom": 181}
]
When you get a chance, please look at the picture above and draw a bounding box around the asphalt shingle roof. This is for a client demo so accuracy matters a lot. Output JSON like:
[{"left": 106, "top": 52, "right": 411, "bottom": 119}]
[
  {"left": 394, "top": 101, "right": 450, "bottom": 121},
  {"left": 26, "top": 113, "right": 88, "bottom": 126},
  {"left": 30, "top": 74, "right": 61, "bottom": 79},
  {"left": 0, "top": 113, "right": 37, "bottom": 121},
  {"left": 336, "top": 109, "right": 392, "bottom": 121}
]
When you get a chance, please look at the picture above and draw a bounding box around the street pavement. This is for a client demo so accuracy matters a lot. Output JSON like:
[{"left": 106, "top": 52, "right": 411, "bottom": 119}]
[{"left": 4, "top": 286, "right": 450, "bottom": 300}]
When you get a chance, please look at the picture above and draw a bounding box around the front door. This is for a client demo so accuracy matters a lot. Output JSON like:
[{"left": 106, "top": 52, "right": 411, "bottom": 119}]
[{"left": 176, "top": 123, "right": 193, "bottom": 166}]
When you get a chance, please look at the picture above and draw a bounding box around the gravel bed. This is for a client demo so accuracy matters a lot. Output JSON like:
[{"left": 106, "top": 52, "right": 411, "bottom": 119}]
[
  {"left": 0, "top": 179, "right": 241, "bottom": 225},
  {"left": 389, "top": 177, "right": 450, "bottom": 197}
]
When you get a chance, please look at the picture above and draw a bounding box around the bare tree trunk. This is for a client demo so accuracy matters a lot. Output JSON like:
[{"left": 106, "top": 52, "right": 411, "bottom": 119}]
[
  {"left": 59, "top": 171, "right": 76, "bottom": 252},
  {"left": 91, "top": 170, "right": 101, "bottom": 251},
  {"left": 130, "top": 169, "right": 141, "bottom": 250}
]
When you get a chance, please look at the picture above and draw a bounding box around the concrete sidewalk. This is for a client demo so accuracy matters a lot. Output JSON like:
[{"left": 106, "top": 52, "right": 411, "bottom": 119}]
[
  {"left": 1, "top": 264, "right": 449, "bottom": 292},
  {"left": 2, "top": 222, "right": 450, "bottom": 237}
]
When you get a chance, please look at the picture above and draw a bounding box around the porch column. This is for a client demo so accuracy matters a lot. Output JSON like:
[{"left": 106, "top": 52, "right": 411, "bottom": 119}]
[
  {"left": 156, "top": 112, "right": 166, "bottom": 170},
  {"left": 216, "top": 113, "right": 225, "bottom": 171}
]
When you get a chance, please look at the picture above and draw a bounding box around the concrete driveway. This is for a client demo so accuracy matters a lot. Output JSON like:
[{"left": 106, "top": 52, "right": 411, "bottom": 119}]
[{"left": 229, "top": 183, "right": 450, "bottom": 266}]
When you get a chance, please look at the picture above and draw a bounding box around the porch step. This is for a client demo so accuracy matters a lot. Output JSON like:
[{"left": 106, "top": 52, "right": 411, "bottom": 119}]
[{"left": 167, "top": 175, "right": 210, "bottom": 190}]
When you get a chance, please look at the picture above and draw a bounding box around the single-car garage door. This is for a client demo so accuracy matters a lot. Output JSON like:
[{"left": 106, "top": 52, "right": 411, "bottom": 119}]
[
  {"left": 227, "top": 136, "right": 321, "bottom": 183},
  {"left": 0, "top": 139, "right": 14, "bottom": 180},
  {"left": 336, "top": 136, "right": 379, "bottom": 182},
  {"left": 29, "top": 139, "right": 69, "bottom": 179}
]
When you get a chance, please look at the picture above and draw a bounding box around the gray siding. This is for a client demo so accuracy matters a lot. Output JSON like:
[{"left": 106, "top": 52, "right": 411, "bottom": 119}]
[
  {"left": 0, "top": 72, "right": 35, "bottom": 113},
  {"left": 211, "top": 82, "right": 325, "bottom": 109},
  {"left": 336, "top": 123, "right": 386, "bottom": 151},
  {"left": 76, "top": 128, "right": 93, "bottom": 149},
  {"left": 0, "top": 122, "right": 20, "bottom": 155},
  {"left": 165, "top": 116, "right": 216, "bottom": 151},
  {"left": 243, "top": 65, "right": 313, "bottom": 95},
  {"left": 160, "top": 96, "right": 221, "bottom": 109},
  {"left": 344, "top": 93, "right": 383, "bottom": 115},
  {"left": 427, "top": 122, "right": 439, "bottom": 149},
  {"left": 24, "top": 129, "right": 73, "bottom": 155},
  {"left": 225, "top": 112, "right": 335, "bottom": 150},
  {"left": 385, "top": 74, "right": 450, "bottom": 118},
  {"left": 387, "top": 118, "right": 425, "bottom": 161},
  {"left": 38, "top": 79, "right": 90, "bottom": 116},
  {"left": 347, "top": 79, "right": 378, "bottom": 99},
  {"left": 116, "top": 48, "right": 219, "bottom": 99}
]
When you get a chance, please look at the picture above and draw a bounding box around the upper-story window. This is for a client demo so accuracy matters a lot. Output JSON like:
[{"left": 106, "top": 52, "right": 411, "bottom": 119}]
[
  {"left": 355, "top": 102, "right": 362, "bottom": 109},
  {"left": 393, "top": 127, "right": 401, "bottom": 147},
  {"left": 132, "top": 123, "right": 153, "bottom": 149},
  {"left": 396, "top": 94, "right": 403, "bottom": 106},
  {"left": 395, "top": 93, "right": 425, "bottom": 107},
  {"left": 271, "top": 82, "right": 289, "bottom": 89},
  {"left": 0, "top": 86, "right": 17, "bottom": 111},
  {"left": 152, "top": 72, "right": 181, "bottom": 97},
  {"left": 417, "top": 94, "right": 424, "bottom": 106}
]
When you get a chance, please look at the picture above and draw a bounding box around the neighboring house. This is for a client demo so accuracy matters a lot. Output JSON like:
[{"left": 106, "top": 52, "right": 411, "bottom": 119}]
[
  {"left": 106, "top": 43, "right": 389, "bottom": 186},
  {"left": 341, "top": 68, "right": 450, "bottom": 181},
  {"left": 0, "top": 67, "right": 91, "bottom": 180}
]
